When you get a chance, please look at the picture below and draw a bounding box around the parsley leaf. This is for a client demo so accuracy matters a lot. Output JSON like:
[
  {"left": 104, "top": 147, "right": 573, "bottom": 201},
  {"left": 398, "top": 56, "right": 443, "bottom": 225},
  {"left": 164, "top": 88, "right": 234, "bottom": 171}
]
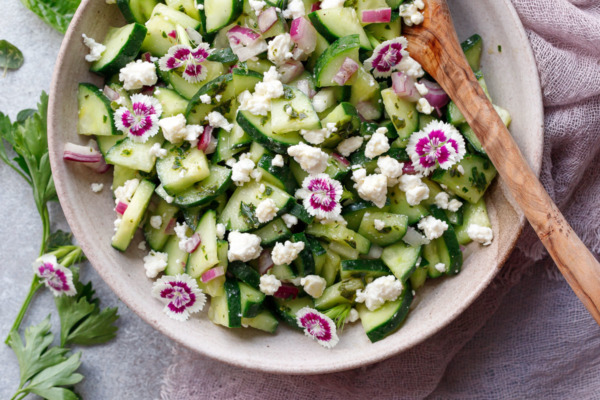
[
  {"left": 19, "top": 0, "right": 81, "bottom": 34},
  {"left": 45, "top": 230, "right": 75, "bottom": 252},
  {"left": 55, "top": 270, "right": 119, "bottom": 346},
  {"left": 0, "top": 40, "right": 24, "bottom": 77},
  {"left": 7, "top": 316, "right": 83, "bottom": 399}
]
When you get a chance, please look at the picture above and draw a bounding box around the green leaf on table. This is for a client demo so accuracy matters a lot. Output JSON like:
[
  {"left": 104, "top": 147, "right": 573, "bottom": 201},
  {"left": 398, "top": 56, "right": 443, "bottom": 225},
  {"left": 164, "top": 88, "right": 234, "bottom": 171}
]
[
  {"left": 7, "top": 316, "right": 83, "bottom": 400},
  {"left": 45, "top": 230, "right": 74, "bottom": 251},
  {"left": 19, "top": 0, "right": 81, "bottom": 34},
  {"left": 0, "top": 40, "right": 24, "bottom": 76},
  {"left": 55, "top": 270, "right": 119, "bottom": 346}
]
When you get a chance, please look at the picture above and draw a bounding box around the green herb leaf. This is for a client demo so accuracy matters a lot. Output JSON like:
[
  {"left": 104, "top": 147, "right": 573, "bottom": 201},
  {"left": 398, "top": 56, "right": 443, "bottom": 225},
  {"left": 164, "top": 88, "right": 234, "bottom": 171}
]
[
  {"left": 207, "top": 47, "right": 238, "bottom": 64},
  {"left": 45, "top": 230, "right": 74, "bottom": 251},
  {"left": 55, "top": 270, "right": 119, "bottom": 346},
  {"left": 7, "top": 316, "right": 83, "bottom": 399},
  {"left": 0, "top": 40, "right": 24, "bottom": 76},
  {"left": 19, "top": 0, "right": 81, "bottom": 34}
]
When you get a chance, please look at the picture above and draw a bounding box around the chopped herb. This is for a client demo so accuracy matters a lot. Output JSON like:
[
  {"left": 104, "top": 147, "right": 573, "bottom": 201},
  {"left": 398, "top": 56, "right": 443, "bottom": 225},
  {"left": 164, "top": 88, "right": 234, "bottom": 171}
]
[
  {"left": 498, "top": 45, "right": 502, "bottom": 53},
  {"left": 207, "top": 47, "right": 238, "bottom": 64},
  {"left": 265, "top": 186, "right": 273, "bottom": 195},
  {"left": 283, "top": 86, "right": 295, "bottom": 100},
  {"left": 240, "top": 202, "right": 259, "bottom": 228},
  {"left": 0, "top": 40, "right": 24, "bottom": 76},
  {"left": 469, "top": 167, "right": 488, "bottom": 192}
]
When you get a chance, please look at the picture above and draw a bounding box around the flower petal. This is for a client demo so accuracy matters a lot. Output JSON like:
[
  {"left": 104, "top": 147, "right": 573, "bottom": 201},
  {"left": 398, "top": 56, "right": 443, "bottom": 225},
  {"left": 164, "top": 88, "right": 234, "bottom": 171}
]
[{"left": 296, "top": 306, "right": 339, "bottom": 348}]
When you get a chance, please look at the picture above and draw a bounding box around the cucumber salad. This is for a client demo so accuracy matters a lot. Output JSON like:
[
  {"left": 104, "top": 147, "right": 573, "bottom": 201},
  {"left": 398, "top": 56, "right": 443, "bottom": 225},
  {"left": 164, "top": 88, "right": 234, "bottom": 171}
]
[{"left": 65, "top": 0, "right": 511, "bottom": 348}]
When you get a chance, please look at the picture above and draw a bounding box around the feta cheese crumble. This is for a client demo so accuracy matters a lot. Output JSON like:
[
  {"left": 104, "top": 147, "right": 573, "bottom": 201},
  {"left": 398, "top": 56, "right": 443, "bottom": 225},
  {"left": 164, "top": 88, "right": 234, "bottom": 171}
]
[
  {"left": 416, "top": 98, "right": 434, "bottom": 115},
  {"left": 149, "top": 142, "right": 167, "bottom": 158},
  {"left": 91, "top": 183, "right": 104, "bottom": 193},
  {"left": 216, "top": 223, "right": 226, "bottom": 240},
  {"left": 417, "top": 216, "right": 448, "bottom": 240},
  {"left": 249, "top": 0, "right": 266, "bottom": 15},
  {"left": 82, "top": 34, "right": 106, "bottom": 62},
  {"left": 364, "top": 131, "right": 390, "bottom": 159},
  {"left": 114, "top": 178, "right": 139, "bottom": 205},
  {"left": 268, "top": 34, "right": 294, "bottom": 66},
  {"left": 119, "top": 60, "right": 158, "bottom": 91},
  {"left": 434, "top": 192, "right": 450, "bottom": 209},
  {"left": 271, "top": 240, "right": 305, "bottom": 265},
  {"left": 457, "top": 165, "right": 465, "bottom": 175},
  {"left": 301, "top": 275, "right": 327, "bottom": 298},
  {"left": 206, "top": 111, "right": 234, "bottom": 132},
  {"left": 320, "top": 0, "right": 346, "bottom": 9},
  {"left": 352, "top": 168, "right": 388, "bottom": 208},
  {"left": 282, "top": 0, "right": 305, "bottom": 19},
  {"left": 238, "top": 67, "right": 284, "bottom": 116},
  {"left": 377, "top": 155, "right": 404, "bottom": 184},
  {"left": 355, "top": 275, "right": 403, "bottom": 311},
  {"left": 374, "top": 219, "right": 386, "bottom": 231},
  {"left": 287, "top": 143, "right": 329, "bottom": 174},
  {"left": 143, "top": 250, "right": 168, "bottom": 278},
  {"left": 199, "top": 94, "right": 211, "bottom": 104},
  {"left": 231, "top": 157, "right": 256, "bottom": 185},
  {"left": 174, "top": 222, "right": 190, "bottom": 251},
  {"left": 259, "top": 274, "right": 282, "bottom": 296},
  {"left": 448, "top": 199, "right": 463, "bottom": 212},
  {"left": 415, "top": 82, "right": 429, "bottom": 96},
  {"left": 348, "top": 308, "right": 360, "bottom": 323},
  {"left": 467, "top": 224, "right": 494, "bottom": 246},
  {"left": 311, "top": 89, "right": 335, "bottom": 113},
  {"left": 272, "top": 154, "right": 285, "bottom": 167},
  {"left": 256, "top": 198, "right": 279, "bottom": 223},
  {"left": 398, "top": 175, "right": 430, "bottom": 206},
  {"left": 282, "top": 213, "right": 298, "bottom": 229},
  {"left": 150, "top": 215, "right": 163, "bottom": 230},
  {"left": 336, "top": 136, "right": 364, "bottom": 157},
  {"left": 434, "top": 263, "right": 446, "bottom": 273},
  {"left": 399, "top": 0, "right": 425, "bottom": 26},
  {"left": 159, "top": 114, "right": 188, "bottom": 144},
  {"left": 228, "top": 231, "right": 263, "bottom": 262}
]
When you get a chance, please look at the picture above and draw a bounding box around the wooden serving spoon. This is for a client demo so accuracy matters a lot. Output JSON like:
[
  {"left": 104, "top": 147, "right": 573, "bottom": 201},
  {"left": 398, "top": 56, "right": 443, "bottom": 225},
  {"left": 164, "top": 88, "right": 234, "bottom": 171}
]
[{"left": 403, "top": 0, "right": 600, "bottom": 323}]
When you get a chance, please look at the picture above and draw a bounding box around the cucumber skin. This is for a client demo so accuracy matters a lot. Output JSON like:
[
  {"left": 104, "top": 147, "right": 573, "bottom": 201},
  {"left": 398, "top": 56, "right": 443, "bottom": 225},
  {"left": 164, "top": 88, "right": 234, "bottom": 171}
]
[
  {"left": 78, "top": 83, "right": 119, "bottom": 136},
  {"left": 429, "top": 206, "right": 463, "bottom": 276},
  {"left": 313, "top": 35, "right": 361, "bottom": 88},
  {"left": 236, "top": 111, "right": 294, "bottom": 154},
  {"left": 224, "top": 277, "right": 243, "bottom": 328},
  {"left": 363, "top": 283, "right": 413, "bottom": 343},
  {"left": 228, "top": 261, "right": 261, "bottom": 290},
  {"left": 90, "top": 23, "right": 148, "bottom": 77}
]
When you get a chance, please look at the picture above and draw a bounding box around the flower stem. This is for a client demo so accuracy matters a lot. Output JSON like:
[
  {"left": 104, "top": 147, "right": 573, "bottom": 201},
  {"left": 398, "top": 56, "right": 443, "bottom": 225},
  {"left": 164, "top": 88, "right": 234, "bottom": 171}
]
[{"left": 4, "top": 276, "right": 43, "bottom": 345}]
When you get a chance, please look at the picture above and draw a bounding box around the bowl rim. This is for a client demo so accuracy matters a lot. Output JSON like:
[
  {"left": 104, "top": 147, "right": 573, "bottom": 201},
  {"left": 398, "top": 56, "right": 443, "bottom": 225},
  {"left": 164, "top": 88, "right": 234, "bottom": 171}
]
[{"left": 48, "top": 0, "right": 544, "bottom": 374}]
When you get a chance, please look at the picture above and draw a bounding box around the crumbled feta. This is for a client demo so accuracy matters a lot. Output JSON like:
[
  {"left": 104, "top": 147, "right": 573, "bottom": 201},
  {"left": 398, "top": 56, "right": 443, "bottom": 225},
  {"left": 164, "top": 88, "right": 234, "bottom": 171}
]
[
  {"left": 336, "top": 136, "right": 364, "bottom": 157},
  {"left": 249, "top": 0, "right": 266, "bottom": 15},
  {"left": 138, "top": 240, "right": 147, "bottom": 251},
  {"left": 287, "top": 143, "right": 329, "bottom": 174},
  {"left": 415, "top": 82, "right": 429, "bottom": 96},
  {"left": 174, "top": 222, "right": 190, "bottom": 251},
  {"left": 225, "top": 158, "right": 236, "bottom": 167},
  {"left": 398, "top": 175, "right": 430, "bottom": 206},
  {"left": 165, "top": 194, "right": 174, "bottom": 204},
  {"left": 199, "top": 94, "right": 211, "bottom": 104},
  {"left": 434, "top": 192, "right": 450, "bottom": 209},
  {"left": 417, "top": 216, "right": 448, "bottom": 240},
  {"left": 348, "top": 308, "right": 360, "bottom": 323},
  {"left": 355, "top": 275, "right": 403, "bottom": 311},
  {"left": 364, "top": 131, "right": 390, "bottom": 159},
  {"left": 91, "top": 183, "right": 104, "bottom": 193},
  {"left": 119, "top": 60, "right": 158, "bottom": 91},
  {"left": 300, "top": 275, "right": 327, "bottom": 298},
  {"left": 377, "top": 155, "right": 404, "bottom": 184},
  {"left": 206, "top": 111, "right": 233, "bottom": 132},
  {"left": 457, "top": 165, "right": 465, "bottom": 175},
  {"left": 114, "top": 179, "right": 139, "bottom": 205},
  {"left": 282, "top": 0, "right": 305, "bottom": 19},
  {"left": 238, "top": 67, "right": 284, "bottom": 116},
  {"left": 448, "top": 199, "right": 462, "bottom": 212},
  {"left": 272, "top": 240, "right": 305, "bottom": 265},
  {"left": 82, "top": 34, "right": 105, "bottom": 62},
  {"left": 416, "top": 98, "right": 434, "bottom": 115},
  {"left": 300, "top": 128, "right": 329, "bottom": 145},
  {"left": 259, "top": 184, "right": 266, "bottom": 193},
  {"left": 352, "top": 168, "right": 388, "bottom": 208},
  {"left": 215, "top": 94, "right": 222, "bottom": 102},
  {"left": 311, "top": 89, "right": 335, "bottom": 113},
  {"left": 113, "top": 217, "right": 122, "bottom": 233},
  {"left": 196, "top": 3, "right": 204, "bottom": 9},
  {"left": 467, "top": 224, "right": 494, "bottom": 246},
  {"left": 159, "top": 114, "right": 188, "bottom": 144},
  {"left": 282, "top": 213, "right": 298, "bottom": 229},
  {"left": 434, "top": 263, "right": 446, "bottom": 273},
  {"left": 272, "top": 154, "right": 284, "bottom": 167},
  {"left": 150, "top": 215, "right": 163, "bottom": 230},
  {"left": 397, "top": 55, "right": 425, "bottom": 78},
  {"left": 149, "top": 142, "right": 167, "bottom": 158},
  {"left": 259, "top": 274, "right": 282, "bottom": 296},
  {"left": 251, "top": 168, "right": 263, "bottom": 182},
  {"left": 402, "top": 226, "right": 430, "bottom": 246},
  {"left": 231, "top": 157, "right": 256, "bottom": 186},
  {"left": 256, "top": 198, "right": 279, "bottom": 224},
  {"left": 399, "top": 0, "right": 425, "bottom": 26},
  {"left": 216, "top": 223, "right": 226, "bottom": 240},
  {"left": 143, "top": 250, "right": 168, "bottom": 278},
  {"left": 374, "top": 219, "right": 386, "bottom": 231},
  {"left": 268, "top": 34, "right": 294, "bottom": 66},
  {"left": 320, "top": 0, "right": 345, "bottom": 9},
  {"left": 228, "top": 231, "right": 263, "bottom": 262}
]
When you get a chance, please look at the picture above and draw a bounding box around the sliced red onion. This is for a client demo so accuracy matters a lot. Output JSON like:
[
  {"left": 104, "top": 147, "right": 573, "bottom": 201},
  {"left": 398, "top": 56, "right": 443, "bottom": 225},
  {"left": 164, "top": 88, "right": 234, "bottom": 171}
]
[
  {"left": 279, "top": 60, "right": 304, "bottom": 84},
  {"left": 310, "top": 2, "right": 321, "bottom": 12},
  {"left": 165, "top": 218, "right": 176, "bottom": 234},
  {"left": 141, "top": 85, "right": 155, "bottom": 96},
  {"left": 63, "top": 143, "right": 102, "bottom": 163},
  {"left": 402, "top": 227, "right": 430, "bottom": 246},
  {"left": 115, "top": 201, "right": 128, "bottom": 215},
  {"left": 295, "top": 79, "right": 316, "bottom": 98},
  {"left": 258, "top": 7, "right": 278, "bottom": 33},
  {"left": 103, "top": 85, "right": 120, "bottom": 102},
  {"left": 274, "top": 283, "right": 299, "bottom": 299},
  {"left": 141, "top": 52, "right": 153, "bottom": 63},
  {"left": 197, "top": 126, "right": 214, "bottom": 153},
  {"left": 333, "top": 57, "right": 359, "bottom": 86},
  {"left": 419, "top": 78, "right": 450, "bottom": 109},
  {"left": 332, "top": 153, "right": 350, "bottom": 167},
  {"left": 227, "top": 26, "right": 268, "bottom": 62},
  {"left": 355, "top": 101, "right": 381, "bottom": 121},
  {"left": 201, "top": 266, "right": 225, "bottom": 283},
  {"left": 184, "top": 233, "right": 202, "bottom": 253},
  {"left": 392, "top": 72, "right": 420, "bottom": 102},
  {"left": 361, "top": 8, "right": 392, "bottom": 23},
  {"left": 290, "top": 17, "right": 317, "bottom": 55},
  {"left": 403, "top": 163, "right": 417, "bottom": 175},
  {"left": 258, "top": 249, "right": 274, "bottom": 275},
  {"left": 167, "top": 30, "right": 177, "bottom": 39}
]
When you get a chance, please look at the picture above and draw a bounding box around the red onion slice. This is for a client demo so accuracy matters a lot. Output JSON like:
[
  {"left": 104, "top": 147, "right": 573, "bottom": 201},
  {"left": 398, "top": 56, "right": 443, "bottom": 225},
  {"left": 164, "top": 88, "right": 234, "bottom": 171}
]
[
  {"left": 103, "top": 85, "right": 120, "bottom": 102},
  {"left": 227, "top": 26, "right": 267, "bottom": 62},
  {"left": 115, "top": 201, "right": 128, "bottom": 215},
  {"left": 355, "top": 101, "right": 381, "bottom": 121},
  {"left": 310, "top": 2, "right": 321, "bottom": 12},
  {"left": 201, "top": 266, "right": 225, "bottom": 283},
  {"left": 361, "top": 8, "right": 392, "bottom": 23},
  {"left": 197, "top": 126, "right": 214, "bottom": 153},
  {"left": 392, "top": 72, "right": 420, "bottom": 102},
  {"left": 141, "top": 52, "right": 153, "bottom": 63},
  {"left": 63, "top": 143, "right": 102, "bottom": 163},
  {"left": 258, "top": 249, "right": 274, "bottom": 275},
  {"left": 258, "top": 7, "right": 278, "bottom": 33},
  {"left": 274, "top": 283, "right": 299, "bottom": 299},
  {"left": 332, "top": 153, "right": 350, "bottom": 167},
  {"left": 419, "top": 78, "right": 450, "bottom": 109},
  {"left": 333, "top": 57, "right": 359, "bottom": 86},
  {"left": 295, "top": 79, "right": 316, "bottom": 98},
  {"left": 403, "top": 162, "right": 418, "bottom": 175},
  {"left": 184, "top": 233, "right": 202, "bottom": 254},
  {"left": 290, "top": 17, "right": 317, "bottom": 55},
  {"left": 165, "top": 218, "right": 176, "bottom": 235},
  {"left": 279, "top": 60, "right": 305, "bottom": 84}
]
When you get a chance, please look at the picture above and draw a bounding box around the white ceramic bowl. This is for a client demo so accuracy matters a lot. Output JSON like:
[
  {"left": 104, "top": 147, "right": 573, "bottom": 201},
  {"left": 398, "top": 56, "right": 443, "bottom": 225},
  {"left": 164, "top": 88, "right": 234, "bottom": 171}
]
[{"left": 48, "top": 0, "right": 543, "bottom": 374}]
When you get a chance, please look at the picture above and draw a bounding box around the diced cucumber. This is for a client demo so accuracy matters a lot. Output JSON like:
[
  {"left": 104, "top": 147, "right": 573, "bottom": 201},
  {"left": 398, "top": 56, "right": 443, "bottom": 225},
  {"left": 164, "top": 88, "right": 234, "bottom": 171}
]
[
  {"left": 358, "top": 211, "right": 408, "bottom": 247},
  {"left": 209, "top": 277, "right": 242, "bottom": 328},
  {"left": 306, "top": 223, "right": 371, "bottom": 255},
  {"left": 111, "top": 165, "right": 139, "bottom": 191},
  {"left": 418, "top": 113, "right": 438, "bottom": 130},
  {"left": 381, "top": 88, "right": 419, "bottom": 145},
  {"left": 159, "top": 61, "right": 226, "bottom": 100},
  {"left": 290, "top": 233, "right": 325, "bottom": 277},
  {"left": 388, "top": 185, "right": 429, "bottom": 225},
  {"left": 327, "top": 241, "right": 359, "bottom": 260},
  {"left": 271, "top": 86, "right": 321, "bottom": 134},
  {"left": 461, "top": 33, "right": 483, "bottom": 72},
  {"left": 269, "top": 263, "right": 297, "bottom": 282},
  {"left": 154, "top": 88, "right": 189, "bottom": 118},
  {"left": 228, "top": 261, "right": 261, "bottom": 289},
  {"left": 242, "top": 309, "right": 279, "bottom": 333},
  {"left": 364, "top": 19, "right": 401, "bottom": 42},
  {"left": 257, "top": 153, "right": 297, "bottom": 194},
  {"left": 271, "top": 296, "right": 314, "bottom": 329},
  {"left": 239, "top": 281, "right": 265, "bottom": 318},
  {"left": 156, "top": 143, "right": 210, "bottom": 195},
  {"left": 163, "top": 234, "right": 189, "bottom": 275},
  {"left": 212, "top": 123, "right": 252, "bottom": 164},
  {"left": 187, "top": 209, "right": 219, "bottom": 278},
  {"left": 165, "top": 0, "right": 201, "bottom": 21},
  {"left": 320, "top": 102, "right": 361, "bottom": 147},
  {"left": 112, "top": 180, "right": 156, "bottom": 251},
  {"left": 251, "top": 218, "right": 292, "bottom": 246},
  {"left": 247, "top": 142, "right": 270, "bottom": 164},
  {"left": 342, "top": 200, "right": 391, "bottom": 231},
  {"left": 424, "top": 239, "right": 443, "bottom": 278},
  {"left": 232, "top": 68, "right": 262, "bottom": 96},
  {"left": 349, "top": 68, "right": 382, "bottom": 121},
  {"left": 202, "top": 0, "right": 243, "bottom": 33},
  {"left": 357, "top": 282, "right": 413, "bottom": 343},
  {"left": 356, "top": 0, "right": 389, "bottom": 24},
  {"left": 381, "top": 241, "right": 422, "bottom": 283},
  {"left": 447, "top": 74, "right": 492, "bottom": 127},
  {"left": 77, "top": 83, "right": 117, "bottom": 136},
  {"left": 308, "top": 8, "right": 372, "bottom": 50},
  {"left": 306, "top": 32, "right": 330, "bottom": 70},
  {"left": 105, "top": 134, "right": 164, "bottom": 173},
  {"left": 314, "top": 278, "right": 363, "bottom": 310},
  {"left": 218, "top": 181, "right": 296, "bottom": 231},
  {"left": 90, "top": 23, "right": 147, "bottom": 76},
  {"left": 236, "top": 110, "right": 303, "bottom": 154},
  {"left": 143, "top": 198, "right": 179, "bottom": 251},
  {"left": 288, "top": 201, "right": 314, "bottom": 225},
  {"left": 429, "top": 206, "right": 463, "bottom": 275},
  {"left": 459, "top": 105, "right": 512, "bottom": 155},
  {"left": 431, "top": 154, "right": 497, "bottom": 204},
  {"left": 454, "top": 198, "right": 491, "bottom": 245},
  {"left": 141, "top": 4, "right": 201, "bottom": 56},
  {"left": 117, "top": 0, "right": 158, "bottom": 24},
  {"left": 313, "top": 35, "right": 361, "bottom": 87},
  {"left": 97, "top": 134, "right": 126, "bottom": 157},
  {"left": 409, "top": 266, "right": 428, "bottom": 290},
  {"left": 340, "top": 259, "right": 392, "bottom": 280},
  {"left": 155, "top": 164, "right": 232, "bottom": 208},
  {"left": 197, "top": 239, "right": 228, "bottom": 297},
  {"left": 186, "top": 73, "right": 236, "bottom": 124},
  {"left": 319, "top": 243, "right": 341, "bottom": 285}
]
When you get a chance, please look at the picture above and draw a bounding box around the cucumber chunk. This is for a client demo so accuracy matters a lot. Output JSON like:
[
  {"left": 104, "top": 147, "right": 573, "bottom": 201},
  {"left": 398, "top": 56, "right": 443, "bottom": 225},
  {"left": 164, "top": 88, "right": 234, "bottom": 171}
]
[
  {"left": 163, "top": 234, "right": 189, "bottom": 275},
  {"left": 202, "top": 0, "right": 243, "bottom": 34},
  {"left": 186, "top": 74, "right": 236, "bottom": 124},
  {"left": 454, "top": 198, "right": 491, "bottom": 245},
  {"left": 186, "top": 209, "right": 219, "bottom": 278},
  {"left": 155, "top": 165, "right": 232, "bottom": 208},
  {"left": 431, "top": 154, "right": 497, "bottom": 204},
  {"left": 251, "top": 218, "right": 292, "bottom": 246},
  {"left": 237, "top": 110, "right": 303, "bottom": 154},
  {"left": 358, "top": 211, "right": 408, "bottom": 247},
  {"left": 212, "top": 123, "right": 252, "bottom": 164},
  {"left": 141, "top": 4, "right": 201, "bottom": 56},
  {"left": 239, "top": 281, "right": 266, "bottom": 318},
  {"left": 380, "top": 241, "right": 422, "bottom": 283},
  {"left": 143, "top": 198, "right": 179, "bottom": 251},
  {"left": 105, "top": 134, "right": 164, "bottom": 173},
  {"left": 461, "top": 34, "right": 483, "bottom": 72},
  {"left": 90, "top": 23, "right": 147, "bottom": 76},
  {"left": 156, "top": 143, "right": 211, "bottom": 195},
  {"left": 154, "top": 88, "right": 189, "bottom": 118},
  {"left": 117, "top": 0, "right": 158, "bottom": 24},
  {"left": 429, "top": 206, "right": 463, "bottom": 275},
  {"left": 271, "top": 296, "right": 314, "bottom": 329},
  {"left": 242, "top": 309, "right": 279, "bottom": 333},
  {"left": 112, "top": 180, "right": 156, "bottom": 251},
  {"left": 306, "top": 223, "right": 371, "bottom": 255},
  {"left": 314, "top": 278, "right": 363, "bottom": 310},
  {"left": 381, "top": 88, "right": 419, "bottom": 145},
  {"left": 228, "top": 261, "right": 261, "bottom": 289},
  {"left": 308, "top": 8, "right": 372, "bottom": 50},
  {"left": 313, "top": 35, "right": 361, "bottom": 87},
  {"left": 271, "top": 86, "right": 321, "bottom": 134},
  {"left": 77, "top": 83, "right": 117, "bottom": 136},
  {"left": 340, "top": 259, "right": 392, "bottom": 280}
]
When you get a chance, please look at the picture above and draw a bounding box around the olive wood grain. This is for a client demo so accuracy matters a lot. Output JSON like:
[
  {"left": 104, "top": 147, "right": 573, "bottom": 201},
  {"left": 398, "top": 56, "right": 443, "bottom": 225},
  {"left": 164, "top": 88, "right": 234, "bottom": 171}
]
[{"left": 403, "top": 0, "right": 600, "bottom": 324}]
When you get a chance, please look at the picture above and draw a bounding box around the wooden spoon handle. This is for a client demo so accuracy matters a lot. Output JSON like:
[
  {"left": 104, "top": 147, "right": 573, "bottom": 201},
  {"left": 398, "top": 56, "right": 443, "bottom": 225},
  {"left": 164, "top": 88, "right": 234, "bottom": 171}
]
[{"left": 405, "top": 0, "right": 600, "bottom": 323}]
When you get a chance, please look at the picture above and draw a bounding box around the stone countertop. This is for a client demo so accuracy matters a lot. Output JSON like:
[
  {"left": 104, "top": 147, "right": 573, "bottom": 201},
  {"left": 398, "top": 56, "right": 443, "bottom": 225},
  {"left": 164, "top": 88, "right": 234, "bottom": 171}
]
[{"left": 0, "top": 1, "right": 175, "bottom": 398}]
